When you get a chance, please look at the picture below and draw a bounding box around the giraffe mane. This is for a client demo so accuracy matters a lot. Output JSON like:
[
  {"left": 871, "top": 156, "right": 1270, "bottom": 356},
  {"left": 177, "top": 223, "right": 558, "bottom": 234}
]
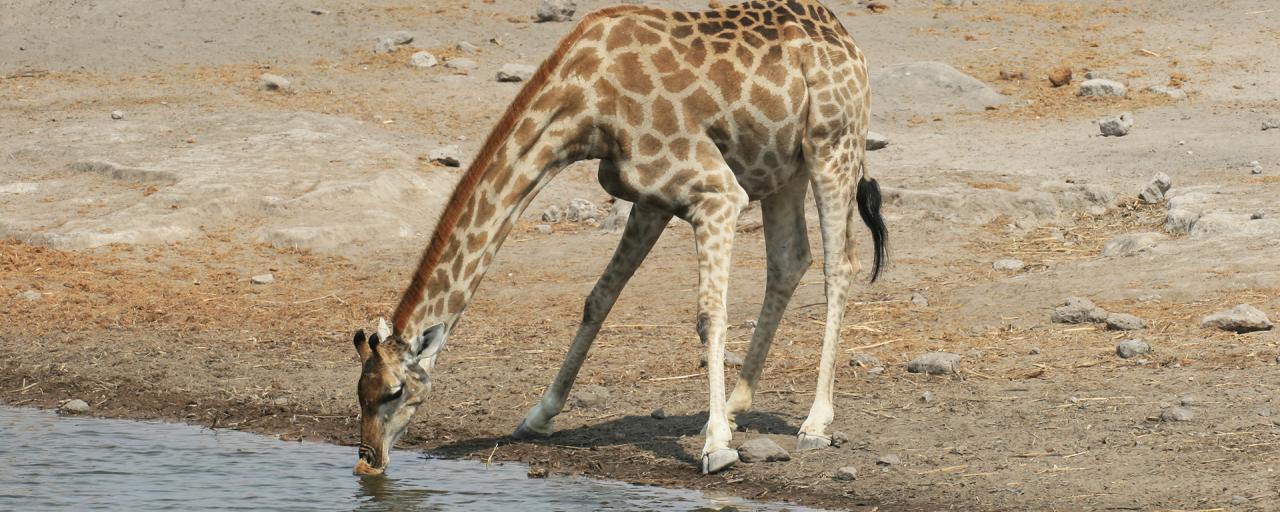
[{"left": 391, "top": 6, "right": 644, "bottom": 334}]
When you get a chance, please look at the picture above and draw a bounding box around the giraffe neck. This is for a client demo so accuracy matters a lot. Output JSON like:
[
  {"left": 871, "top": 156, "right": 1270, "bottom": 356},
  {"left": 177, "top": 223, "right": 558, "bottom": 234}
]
[{"left": 391, "top": 80, "right": 598, "bottom": 341}]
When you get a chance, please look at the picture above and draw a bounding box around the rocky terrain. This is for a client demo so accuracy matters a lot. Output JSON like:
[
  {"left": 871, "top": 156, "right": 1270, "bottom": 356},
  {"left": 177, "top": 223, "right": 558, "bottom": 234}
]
[{"left": 3, "top": 0, "right": 1279, "bottom": 510}]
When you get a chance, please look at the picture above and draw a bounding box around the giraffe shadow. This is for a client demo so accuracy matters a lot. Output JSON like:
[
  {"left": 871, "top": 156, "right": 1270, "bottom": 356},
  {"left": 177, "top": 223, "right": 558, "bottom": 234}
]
[{"left": 428, "top": 410, "right": 799, "bottom": 466}]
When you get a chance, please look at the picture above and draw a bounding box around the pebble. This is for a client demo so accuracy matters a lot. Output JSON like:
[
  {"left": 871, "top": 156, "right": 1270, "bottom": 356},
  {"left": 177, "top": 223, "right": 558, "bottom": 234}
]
[
  {"left": 309, "top": 8, "right": 328, "bottom": 15},
  {"left": 536, "top": 0, "right": 577, "bottom": 22},
  {"left": 373, "top": 37, "right": 398, "bottom": 54},
  {"left": 1106, "top": 313, "right": 1146, "bottom": 331},
  {"left": 992, "top": 258, "right": 1024, "bottom": 271},
  {"left": 456, "top": 41, "right": 479, "bottom": 54},
  {"left": 831, "top": 431, "right": 848, "bottom": 448},
  {"left": 569, "top": 384, "right": 609, "bottom": 409},
  {"left": 1200, "top": 304, "right": 1273, "bottom": 333},
  {"left": 1048, "top": 66, "right": 1072, "bottom": 87},
  {"left": 1253, "top": 165, "right": 1264, "bottom": 175},
  {"left": 650, "top": 408, "right": 666, "bottom": 419},
  {"left": 1252, "top": 211, "right": 1265, "bottom": 220},
  {"left": 1138, "top": 172, "right": 1173, "bottom": 203},
  {"left": 833, "top": 466, "right": 858, "bottom": 481},
  {"left": 1078, "top": 78, "right": 1127, "bottom": 97},
  {"left": 866, "top": 131, "right": 890, "bottom": 151},
  {"left": 910, "top": 291, "right": 928, "bottom": 308},
  {"left": 428, "top": 146, "right": 462, "bottom": 167},
  {"left": 921, "top": 391, "right": 936, "bottom": 403},
  {"left": 1098, "top": 112, "right": 1134, "bottom": 137},
  {"left": 700, "top": 351, "right": 745, "bottom": 368},
  {"left": 110, "top": 110, "right": 124, "bottom": 120},
  {"left": 59, "top": 399, "right": 90, "bottom": 415},
  {"left": 1263, "top": 118, "right": 1280, "bottom": 131},
  {"left": 444, "top": 58, "right": 478, "bottom": 70},
  {"left": 1230, "top": 495, "right": 1248, "bottom": 506},
  {"left": 542, "top": 205, "right": 564, "bottom": 223},
  {"left": 737, "top": 437, "right": 791, "bottom": 463},
  {"left": 1147, "top": 85, "right": 1186, "bottom": 100},
  {"left": 18, "top": 290, "right": 42, "bottom": 301},
  {"left": 1029, "top": 347, "right": 1042, "bottom": 355},
  {"left": 849, "top": 353, "right": 882, "bottom": 368},
  {"left": 410, "top": 51, "right": 438, "bottom": 68},
  {"left": 534, "top": 224, "right": 553, "bottom": 235},
  {"left": 260, "top": 73, "right": 291, "bottom": 92},
  {"left": 1178, "top": 396, "right": 1196, "bottom": 407},
  {"left": 1101, "top": 232, "right": 1165, "bottom": 257},
  {"left": 906, "top": 352, "right": 961, "bottom": 375},
  {"left": 866, "top": 366, "right": 885, "bottom": 376},
  {"left": 250, "top": 273, "right": 275, "bottom": 285},
  {"left": 1051, "top": 297, "right": 1109, "bottom": 324},
  {"left": 496, "top": 63, "right": 537, "bottom": 83},
  {"left": 1116, "top": 339, "right": 1151, "bottom": 359},
  {"left": 876, "top": 454, "right": 901, "bottom": 466},
  {"left": 1160, "top": 406, "right": 1194, "bottom": 422},
  {"left": 566, "top": 198, "right": 598, "bottom": 222}
]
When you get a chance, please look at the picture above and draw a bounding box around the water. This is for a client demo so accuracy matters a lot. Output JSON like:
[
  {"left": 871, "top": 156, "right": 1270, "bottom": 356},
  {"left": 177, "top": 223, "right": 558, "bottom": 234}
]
[{"left": 0, "top": 407, "right": 820, "bottom": 511}]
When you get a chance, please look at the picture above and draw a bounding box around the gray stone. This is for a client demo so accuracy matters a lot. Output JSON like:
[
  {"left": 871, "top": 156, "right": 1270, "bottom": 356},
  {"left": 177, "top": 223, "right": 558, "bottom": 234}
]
[
  {"left": 570, "top": 384, "right": 609, "bottom": 409},
  {"left": 866, "top": 131, "right": 889, "bottom": 151},
  {"left": 831, "top": 431, "right": 849, "bottom": 448},
  {"left": 650, "top": 408, "right": 666, "bottom": 419},
  {"left": 1263, "top": 118, "right": 1280, "bottom": 131},
  {"left": 867, "top": 366, "right": 885, "bottom": 376},
  {"left": 850, "top": 353, "right": 882, "bottom": 368},
  {"left": 496, "top": 63, "right": 537, "bottom": 83},
  {"left": 1100, "top": 232, "right": 1164, "bottom": 257},
  {"left": 906, "top": 352, "right": 961, "bottom": 375},
  {"left": 921, "top": 391, "right": 936, "bottom": 403},
  {"left": 1201, "top": 304, "right": 1273, "bottom": 333},
  {"left": 910, "top": 291, "right": 928, "bottom": 308},
  {"left": 738, "top": 437, "right": 790, "bottom": 463},
  {"left": 1160, "top": 406, "right": 1194, "bottom": 422},
  {"left": 456, "top": 41, "right": 479, "bottom": 54},
  {"left": 260, "top": 73, "right": 291, "bottom": 92},
  {"left": 533, "top": 224, "right": 553, "bottom": 235},
  {"left": 992, "top": 258, "right": 1024, "bottom": 271},
  {"left": 1178, "top": 396, "right": 1196, "bottom": 407},
  {"left": 1253, "top": 165, "right": 1264, "bottom": 175},
  {"left": 1098, "top": 112, "right": 1134, "bottom": 137},
  {"left": 833, "top": 466, "right": 858, "bottom": 481},
  {"left": 110, "top": 110, "right": 124, "bottom": 120},
  {"left": 1231, "top": 495, "right": 1249, "bottom": 506},
  {"left": 1029, "top": 347, "right": 1041, "bottom": 355},
  {"left": 876, "top": 454, "right": 901, "bottom": 466},
  {"left": 444, "top": 58, "right": 477, "bottom": 70},
  {"left": 597, "top": 200, "right": 631, "bottom": 232},
  {"left": 700, "top": 351, "right": 744, "bottom": 368},
  {"left": 541, "top": 205, "right": 563, "bottom": 223},
  {"left": 385, "top": 31, "right": 414, "bottom": 45},
  {"left": 18, "top": 290, "right": 41, "bottom": 301},
  {"left": 1116, "top": 339, "right": 1151, "bottom": 359},
  {"left": 566, "top": 198, "right": 598, "bottom": 222},
  {"left": 536, "top": 0, "right": 577, "bottom": 22},
  {"left": 59, "top": 399, "right": 90, "bottom": 415},
  {"left": 1138, "top": 172, "right": 1172, "bottom": 203},
  {"left": 1252, "top": 210, "right": 1266, "bottom": 220},
  {"left": 1165, "top": 208, "right": 1201, "bottom": 235},
  {"left": 1051, "top": 297, "right": 1109, "bottom": 324},
  {"left": 250, "top": 273, "right": 275, "bottom": 285},
  {"left": 1147, "top": 85, "right": 1186, "bottom": 100},
  {"left": 1106, "top": 313, "right": 1146, "bottom": 331},
  {"left": 373, "top": 37, "right": 397, "bottom": 54},
  {"left": 410, "top": 51, "right": 438, "bottom": 68},
  {"left": 1078, "top": 79, "right": 1127, "bottom": 97},
  {"left": 870, "top": 61, "right": 1008, "bottom": 115},
  {"left": 428, "top": 146, "right": 461, "bottom": 167}
]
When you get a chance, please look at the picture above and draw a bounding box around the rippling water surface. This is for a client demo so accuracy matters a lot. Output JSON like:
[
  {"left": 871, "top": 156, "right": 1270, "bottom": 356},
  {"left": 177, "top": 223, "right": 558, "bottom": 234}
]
[{"left": 0, "top": 406, "right": 820, "bottom": 511}]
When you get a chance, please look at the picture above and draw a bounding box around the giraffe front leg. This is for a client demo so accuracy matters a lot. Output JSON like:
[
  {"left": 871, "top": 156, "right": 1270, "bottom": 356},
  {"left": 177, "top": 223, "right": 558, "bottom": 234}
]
[{"left": 514, "top": 204, "right": 671, "bottom": 439}]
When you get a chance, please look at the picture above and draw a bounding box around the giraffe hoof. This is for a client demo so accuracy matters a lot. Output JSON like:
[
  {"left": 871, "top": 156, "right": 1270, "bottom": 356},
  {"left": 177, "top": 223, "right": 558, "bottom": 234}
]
[
  {"left": 795, "top": 432, "right": 832, "bottom": 451},
  {"left": 512, "top": 419, "right": 553, "bottom": 440},
  {"left": 700, "top": 448, "right": 739, "bottom": 474}
]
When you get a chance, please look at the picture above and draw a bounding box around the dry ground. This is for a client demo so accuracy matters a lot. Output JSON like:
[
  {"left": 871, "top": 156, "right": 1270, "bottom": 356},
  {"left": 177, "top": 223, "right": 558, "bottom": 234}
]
[{"left": 3, "top": 1, "right": 1280, "bottom": 510}]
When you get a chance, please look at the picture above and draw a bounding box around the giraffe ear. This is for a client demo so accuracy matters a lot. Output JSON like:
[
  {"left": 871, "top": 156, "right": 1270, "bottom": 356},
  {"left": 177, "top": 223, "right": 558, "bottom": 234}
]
[
  {"left": 413, "top": 323, "right": 448, "bottom": 358},
  {"left": 376, "top": 317, "right": 392, "bottom": 341},
  {"left": 353, "top": 329, "right": 372, "bottom": 361}
]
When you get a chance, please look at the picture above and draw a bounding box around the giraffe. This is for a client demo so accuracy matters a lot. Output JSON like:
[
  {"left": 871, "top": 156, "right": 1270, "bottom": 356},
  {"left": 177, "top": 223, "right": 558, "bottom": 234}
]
[{"left": 351, "top": 0, "right": 887, "bottom": 476}]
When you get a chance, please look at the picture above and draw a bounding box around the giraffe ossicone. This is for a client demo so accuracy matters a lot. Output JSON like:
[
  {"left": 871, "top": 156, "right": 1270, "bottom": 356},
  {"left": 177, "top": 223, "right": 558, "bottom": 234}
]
[{"left": 351, "top": 0, "right": 887, "bottom": 476}]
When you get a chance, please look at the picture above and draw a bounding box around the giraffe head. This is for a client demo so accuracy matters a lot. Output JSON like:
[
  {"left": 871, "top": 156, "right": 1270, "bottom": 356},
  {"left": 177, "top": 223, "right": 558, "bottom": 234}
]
[{"left": 351, "top": 317, "right": 447, "bottom": 476}]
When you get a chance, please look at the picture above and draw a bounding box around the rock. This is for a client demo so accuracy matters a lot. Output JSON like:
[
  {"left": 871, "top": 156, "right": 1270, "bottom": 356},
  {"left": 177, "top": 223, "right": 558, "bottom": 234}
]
[
  {"left": 444, "top": 58, "right": 478, "bottom": 70},
  {"left": 1201, "top": 304, "right": 1273, "bottom": 333},
  {"left": 536, "top": 0, "right": 577, "bottom": 22},
  {"left": 456, "top": 41, "right": 479, "bottom": 54},
  {"left": 59, "top": 399, "right": 90, "bottom": 415},
  {"left": 650, "top": 408, "right": 666, "bottom": 419},
  {"left": 1098, "top": 112, "right": 1134, "bottom": 137},
  {"left": 1262, "top": 118, "right": 1280, "bottom": 131},
  {"left": 373, "top": 37, "right": 397, "bottom": 54},
  {"left": 1254, "top": 165, "right": 1264, "bottom": 175},
  {"left": 309, "top": 8, "right": 328, "bottom": 15},
  {"left": 1048, "top": 66, "right": 1072, "bottom": 87},
  {"left": 1106, "top": 313, "right": 1146, "bottom": 331},
  {"left": 250, "top": 273, "right": 275, "bottom": 285},
  {"left": 906, "top": 352, "right": 961, "bottom": 375},
  {"left": 496, "top": 63, "right": 537, "bottom": 83},
  {"left": 428, "top": 146, "right": 461, "bottom": 167},
  {"left": 410, "top": 51, "right": 439, "bottom": 68},
  {"left": 1137, "top": 172, "right": 1173, "bottom": 203},
  {"left": 1165, "top": 207, "right": 1201, "bottom": 235},
  {"left": 18, "top": 290, "right": 42, "bottom": 301},
  {"left": 876, "top": 454, "right": 901, "bottom": 466},
  {"left": 1252, "top": 211, "right": 1266, "bottom": 220},
  {"left": 570, "top": 384, "right": 609, "bottom": 409},
  {"left": 260, "top": 73, "right": 291, "bottom": 92},
  {"left": 921, "top": 391, "right": 936, "bottom": 403},
  {"left": 1077, "top": 79, "right": 1127, "bottom": 97},
  {"left": 385, "top": 31, "right": 414, "bottom": 45},
  {"left": 110, "top": 110, "right": 124, "bottom": 120},
  {"left": 866, "top": 131, "right": 890, "bottom": 150},
  {"left": 1231, "top": 495, "right": 1248, "bottom": 506},
  {"left": 992, "top": 258, "right": 1024, "bottom": 271},
  {"left": 597, "top": 200, "right": 631, "bottom": 232},
  {"left": 870, "top": 61, "right": 1008, "bottom": 116},
  {"left": 566, "top": 198, "right": 598, "bottom": 222},
  {"left": 700, "top": 351, "right": 745, "bottom": 368},
  {"left": 999, "top": 69, "right": 1025, "bottom": 80},
  {"left": 850, "top": 353, "right": 882, "bottom": 368},
  {"left": 1147, "top": 85, "right": 1186, "bottom": 100},
  {"left": 1160, "top": 406, "right": 1194, "bottom": 422},
  {"left": 910, "top": 291, "right": 928, "bottom": 308},
  {"left": 1178, "top": 396, "right": 1196, "bottom": 407},
  {"left": 831, "top": 431, "right": 849, "bottom": 448},
  {"left": 738, "top": 437, "right": 790, "bottom": 463},
  {"left": 1116, "top": 339, "right": 1151, "bottom": 359},
  {"left": 542, "top": 205, "right": 564, "bottom": 223},
  {"left": 833, "top": 466, "right": 858, "bottom": 481},
  {"left": 1029, "top": 347, "right": 1041, "bottom": 355},
  {"left": 1051, "top": 297, "right": 1108, "bottom": 324},
  {"left": 1100, "top": 232, "right": 1164, "bottom": 257},
  {"left": 534, "top": 224, "right": 553, "bottom": 235}
]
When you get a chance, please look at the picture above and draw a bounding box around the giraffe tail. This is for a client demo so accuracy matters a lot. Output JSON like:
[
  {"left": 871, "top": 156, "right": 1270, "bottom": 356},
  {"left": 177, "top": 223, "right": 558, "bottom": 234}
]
[{"left": 855, "top": 168, "right": 887, "bottom": 282}]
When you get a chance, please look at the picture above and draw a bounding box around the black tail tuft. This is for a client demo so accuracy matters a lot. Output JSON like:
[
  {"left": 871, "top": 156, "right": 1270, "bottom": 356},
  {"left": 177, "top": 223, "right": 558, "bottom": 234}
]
[{"left": 856, "top": 177, "right": 888, "bottom": 282}]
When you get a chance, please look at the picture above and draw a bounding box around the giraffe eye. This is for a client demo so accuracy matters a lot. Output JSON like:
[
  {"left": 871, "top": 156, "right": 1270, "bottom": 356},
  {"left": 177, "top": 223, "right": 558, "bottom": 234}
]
[{"left": 384, "top": 385, "right": 403, "bottom": 403}]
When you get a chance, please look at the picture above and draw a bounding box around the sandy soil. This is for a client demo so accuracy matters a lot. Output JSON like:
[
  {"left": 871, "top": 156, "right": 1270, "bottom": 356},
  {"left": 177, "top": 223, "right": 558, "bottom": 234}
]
[{"left": 3, "top": 1, "right": 1280, "bottom": 510}]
